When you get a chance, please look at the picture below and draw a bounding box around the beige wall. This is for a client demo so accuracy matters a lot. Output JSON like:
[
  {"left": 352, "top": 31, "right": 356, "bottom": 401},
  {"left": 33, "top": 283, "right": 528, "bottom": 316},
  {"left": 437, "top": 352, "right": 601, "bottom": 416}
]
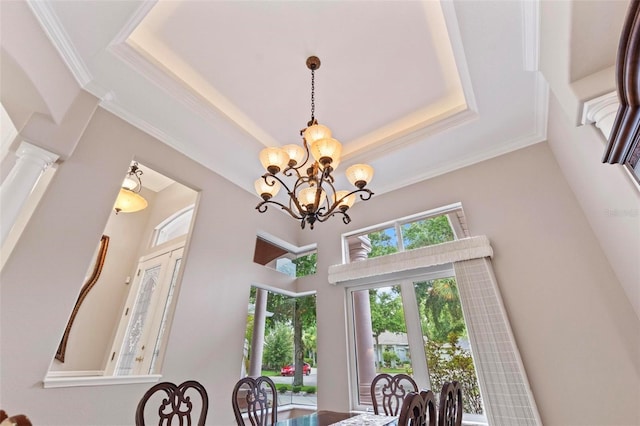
[
  {"left": 300, "top": 142, "right": 639, "bottom": 426},
  {"left": 546, "top": 93, "right": 640, "bottom": 319},
  {"left": 0, "top": 107, "right": 297, "bottom": 425}
]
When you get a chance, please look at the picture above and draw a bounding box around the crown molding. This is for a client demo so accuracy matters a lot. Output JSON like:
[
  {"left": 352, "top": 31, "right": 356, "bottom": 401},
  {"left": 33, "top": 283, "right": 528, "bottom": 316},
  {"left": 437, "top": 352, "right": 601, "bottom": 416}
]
[
  {"left": 27, "top": 0, "right": 93, "bottom": 86},
  {"left": 522, "top": 0, "right": 540, "bottom": 72}
]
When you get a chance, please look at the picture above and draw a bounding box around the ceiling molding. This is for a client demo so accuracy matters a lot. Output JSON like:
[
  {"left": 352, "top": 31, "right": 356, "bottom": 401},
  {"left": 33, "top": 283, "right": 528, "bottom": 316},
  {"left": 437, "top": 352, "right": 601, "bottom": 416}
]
[
  {"left": 345, "top": 107, "right": 478, "bottom": 165},
  {"left": 440, "top": 0, "right": 478, "bottom": 112},
  {"left": 27, "top": 0, "right": 93, "bottom": 86},
  {"left": 522, "top": 0, "right": 540, "bottom": 72},
  {"left": 374, "top": 129, "right": 547, "bottom": 196},
  {"left": 109, "top": 1, "right": 156, "bottom": 46},
  {"left": 534, "top": 71, "right": 550, "bottom": 140},
  {"left": 99, "top": 98, "right": 188, "bottom": 157},
  {"left": 109, "top": 42, "right": 272, "bottom": 146}
]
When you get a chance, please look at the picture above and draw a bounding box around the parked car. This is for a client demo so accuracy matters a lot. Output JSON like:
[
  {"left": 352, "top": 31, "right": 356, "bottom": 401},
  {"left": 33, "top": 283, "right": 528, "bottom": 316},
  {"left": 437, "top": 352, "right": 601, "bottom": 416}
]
[{"left": 280, "top": 362, "right": 311, "bottom": 376}]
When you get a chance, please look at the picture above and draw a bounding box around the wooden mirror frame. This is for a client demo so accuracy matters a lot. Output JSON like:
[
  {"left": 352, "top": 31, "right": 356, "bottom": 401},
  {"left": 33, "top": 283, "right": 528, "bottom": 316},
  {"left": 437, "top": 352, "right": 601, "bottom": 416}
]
[
  {"left": 55, "top": 235, "right": 110, "bottom": 362},
  {"left": 604, "top": 0, "right": 640, "bottom": 181}
]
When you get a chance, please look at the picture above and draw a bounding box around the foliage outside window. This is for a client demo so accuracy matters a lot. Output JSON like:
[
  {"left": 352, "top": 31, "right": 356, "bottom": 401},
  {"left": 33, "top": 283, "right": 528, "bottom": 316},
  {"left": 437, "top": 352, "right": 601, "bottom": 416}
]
[
  {"left": 363, "top": 214, "right": 455, "bottom": 260},
  {"left": 355, "top": 278, "right": 483, "bottom": 416}
]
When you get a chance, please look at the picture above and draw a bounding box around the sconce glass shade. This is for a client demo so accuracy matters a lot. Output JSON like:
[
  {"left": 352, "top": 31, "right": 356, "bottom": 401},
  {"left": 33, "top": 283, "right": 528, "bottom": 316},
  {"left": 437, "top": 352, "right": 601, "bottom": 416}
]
[
  {"left": 260, "top": 147, "right": 290, "bottom": 174},
  {"left": 255, "top": 178, "right": 281, "bottom": 199},
  {"left": 298, "top": 186, "right": 326, "bottom": 209},
  {"left": 346, "top": 164, "right": 374, "bottom": 188},
  {"left": 310, "top": 137, "right": 342, "bottom": 166},
  {"left": 114, "top": 188, "right": 148, "bottom": 214},
  {"left": 334, "top": 190, "right": 355, "bottom": 209},
  {"left": 303, "top": 124, "right": 331, "bottom": 145},
  {"left": 282, "top": 144, "right": 307, "bottom": 167}
]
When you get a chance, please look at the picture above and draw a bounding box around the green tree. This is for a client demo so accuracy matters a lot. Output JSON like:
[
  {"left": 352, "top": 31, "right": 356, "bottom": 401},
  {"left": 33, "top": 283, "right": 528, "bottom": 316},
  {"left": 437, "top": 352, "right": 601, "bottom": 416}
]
[
  {"left": 290, "top": 255, "right": 318, "bottom": 386},
  {"left": 263, "top": 321, "right": 293, "bottom": 370},
  {"left": 415, "top": 278, "right": 465, "bottom": 342},
  {"left": 368, "top": 229, "right": 398, "bottom": 258},
  {"left": 402, "top": 215, "right": 454, "bottom": 250}
]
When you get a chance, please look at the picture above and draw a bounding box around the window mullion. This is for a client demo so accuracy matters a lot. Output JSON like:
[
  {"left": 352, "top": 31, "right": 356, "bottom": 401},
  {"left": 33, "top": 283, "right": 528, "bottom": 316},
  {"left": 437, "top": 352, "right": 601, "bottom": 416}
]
[
  {"left": 395, "top": 222, "right": 405, "bottom": 252},
  {"left": 399, "top": 279, "right": 430, "bottom": 391}
]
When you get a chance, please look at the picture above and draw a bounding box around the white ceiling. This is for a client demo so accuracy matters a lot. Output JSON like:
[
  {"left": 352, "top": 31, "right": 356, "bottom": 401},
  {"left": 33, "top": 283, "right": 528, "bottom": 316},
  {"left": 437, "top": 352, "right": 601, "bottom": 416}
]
[{"left": 28, "top": 0, "right": 547, "bottom": 198}]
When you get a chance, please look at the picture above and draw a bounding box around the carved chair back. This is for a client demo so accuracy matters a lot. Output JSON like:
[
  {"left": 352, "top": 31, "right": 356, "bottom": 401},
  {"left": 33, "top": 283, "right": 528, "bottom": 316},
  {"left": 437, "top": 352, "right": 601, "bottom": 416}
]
[
  {"left": 370, "top": 373, "right": 419, "bottom": 416},
  {"left": 437, "top": 381, "right": 463, "bottom": 426},
  {"left": 135, "top": 380, "right": 209, "bottom": 426},
  {"left": 232, "top": 376, "right": 278, "bottom": 426}
]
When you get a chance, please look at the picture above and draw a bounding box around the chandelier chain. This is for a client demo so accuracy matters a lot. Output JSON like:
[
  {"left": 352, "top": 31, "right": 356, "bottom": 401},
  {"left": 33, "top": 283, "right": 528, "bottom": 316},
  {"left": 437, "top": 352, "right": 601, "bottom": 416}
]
[{"left": 310, "top": 68, "right": 315, "bottom": 123}]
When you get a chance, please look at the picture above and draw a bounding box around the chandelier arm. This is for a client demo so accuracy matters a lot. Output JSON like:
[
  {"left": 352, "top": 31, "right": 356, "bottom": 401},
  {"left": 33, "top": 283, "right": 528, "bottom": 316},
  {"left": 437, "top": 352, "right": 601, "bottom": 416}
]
[
  {"left": 256, "top": 199, "right": 304, "bottom": 220},
  {"left": 321, "top": 188, "right": 375, "bottom": 219},
  {"left": 261, "top": 173, "right": 294, "bottom": 195}
]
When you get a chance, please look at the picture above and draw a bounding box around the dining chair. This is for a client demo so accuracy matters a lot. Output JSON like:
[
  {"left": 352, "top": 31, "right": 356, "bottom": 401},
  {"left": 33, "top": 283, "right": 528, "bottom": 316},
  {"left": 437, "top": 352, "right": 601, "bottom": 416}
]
[
  {"left": 421, "top": 389, "right": 437, "bottom": 426},
  {"left": 232, "top": 376, "right": 277, "bottom": 426},
  {"left": 437, "top": 381, "right": 463, "bottom": 426},
  {"left": 135, "top": 380, "right": 209, "bottom": 426},
  {"left": 397, "top": 391, "right": 424, "bottom": 426},
  {"left": 397, "top": 389, "right": 437, "bottom": 426},
  {"left": 0, "top": 410, "right": 32, "bottom": 426},
  {"left": 370, "top": 373, "right": 419, "bottom": 416}
]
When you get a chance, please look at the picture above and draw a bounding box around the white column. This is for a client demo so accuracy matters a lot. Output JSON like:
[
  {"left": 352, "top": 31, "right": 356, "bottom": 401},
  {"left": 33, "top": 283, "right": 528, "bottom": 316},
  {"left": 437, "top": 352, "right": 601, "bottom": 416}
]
[
  {"left": 0, "top": 141, "right": 58, "bottom": 245},
  {"left": 249, "top": 288, "right": 268, "bottom": 377},
  {"left": 349, "top": 236, "right": 377, "bottom": 405},
  {"left": 581, "top": 91, "right": 619, "bottom": 140}
]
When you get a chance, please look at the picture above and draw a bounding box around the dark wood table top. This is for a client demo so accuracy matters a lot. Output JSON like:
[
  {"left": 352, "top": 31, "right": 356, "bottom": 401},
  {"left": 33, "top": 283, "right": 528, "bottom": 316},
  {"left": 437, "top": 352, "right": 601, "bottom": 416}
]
[{"left": 274, "top": 410, "right": 397, "bottom": 426}]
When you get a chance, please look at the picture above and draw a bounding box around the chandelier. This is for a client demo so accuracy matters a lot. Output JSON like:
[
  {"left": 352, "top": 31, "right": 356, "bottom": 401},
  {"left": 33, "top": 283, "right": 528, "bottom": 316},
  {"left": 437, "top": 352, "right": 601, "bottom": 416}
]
[
  {"left": 255, "top": 56, "right": 374, "bottom": 230},
  {"left": 114, "top": 161, "right": 148, "bottom": 214}
]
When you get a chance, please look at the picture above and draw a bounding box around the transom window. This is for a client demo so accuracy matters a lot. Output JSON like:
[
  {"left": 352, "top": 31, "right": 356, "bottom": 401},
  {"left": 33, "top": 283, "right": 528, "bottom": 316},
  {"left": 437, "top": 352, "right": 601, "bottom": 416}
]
[
  {"left": 343, "top": 203, "right": 467, "bottom": 263},
  {"left": 152, "top": 205, "right": 194, "bottom": 247}
]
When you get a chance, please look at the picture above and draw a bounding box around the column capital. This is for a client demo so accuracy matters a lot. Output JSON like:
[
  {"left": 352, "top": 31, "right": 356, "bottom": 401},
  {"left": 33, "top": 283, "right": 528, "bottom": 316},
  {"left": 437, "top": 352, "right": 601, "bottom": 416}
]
[
  {"left": 16, "top": 141, "right": 59, "bottom": 167},
  {"left": 348, "top": 235, "right": 372, "bottom": 262}
]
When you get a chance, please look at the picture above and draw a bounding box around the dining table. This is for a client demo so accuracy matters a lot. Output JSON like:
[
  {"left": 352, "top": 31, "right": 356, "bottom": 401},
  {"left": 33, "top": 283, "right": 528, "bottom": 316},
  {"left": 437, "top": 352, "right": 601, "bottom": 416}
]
[{"left": 274, "top": 410, "right": 398, "bottom": 426}]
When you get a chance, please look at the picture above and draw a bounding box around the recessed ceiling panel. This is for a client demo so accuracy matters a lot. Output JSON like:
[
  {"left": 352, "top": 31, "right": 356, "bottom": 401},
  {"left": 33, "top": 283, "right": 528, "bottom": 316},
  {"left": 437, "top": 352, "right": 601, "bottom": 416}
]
[{"left": 128, "top": 0, "right": 467, "bottom": 154}]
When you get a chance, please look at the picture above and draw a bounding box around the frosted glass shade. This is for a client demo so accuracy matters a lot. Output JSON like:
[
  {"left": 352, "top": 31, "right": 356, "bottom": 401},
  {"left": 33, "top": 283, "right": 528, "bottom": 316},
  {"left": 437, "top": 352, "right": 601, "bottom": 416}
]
[
  {"left": 255, "top": 178, "right": 281, "bottom": 199},
  {"left": 298, "top": 186, "right": 326, "bottom": 208},
  {"left": 114, "top": 188, "right": 148, "bottom": 214},
  {"left": 310, "top": 137, "right": 342, "bottom": 166},
  {"left": 259, "top": 147, "right": 290, "bottom": 173},
  {"left": 334, "top": 190, "right": 355, "bottom": 209},
  {"left": 282, "top": 144, "right": 306, "bottom": 166},
  {"left": 346, "top": 164, "right": 374, "bottom": 188},
  {"left": 303, "top": 124, "right": 331, "bottom": 145}
]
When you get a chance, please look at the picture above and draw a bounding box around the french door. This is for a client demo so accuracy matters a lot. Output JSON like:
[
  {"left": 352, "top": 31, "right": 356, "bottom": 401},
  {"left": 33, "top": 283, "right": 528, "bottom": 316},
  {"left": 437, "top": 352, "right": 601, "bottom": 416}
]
[{"left": 105, "top": 244, "right": 184, "bottom": 376}]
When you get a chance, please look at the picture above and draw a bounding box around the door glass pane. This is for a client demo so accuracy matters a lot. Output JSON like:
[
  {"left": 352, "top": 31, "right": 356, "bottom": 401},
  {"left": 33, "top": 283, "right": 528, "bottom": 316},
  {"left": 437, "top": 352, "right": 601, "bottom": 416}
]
[
  {"left": 414, "top": 277, "right": 483, "bottom": 414},
  {"left": 352, "top": 285, "right": 412, "bottom": 406},
  {"left": 148, "top": 257, "right": 182, "bottom": 373},
  {"left": 114, "top": 264, "right": 160, "bottom": 375}
]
